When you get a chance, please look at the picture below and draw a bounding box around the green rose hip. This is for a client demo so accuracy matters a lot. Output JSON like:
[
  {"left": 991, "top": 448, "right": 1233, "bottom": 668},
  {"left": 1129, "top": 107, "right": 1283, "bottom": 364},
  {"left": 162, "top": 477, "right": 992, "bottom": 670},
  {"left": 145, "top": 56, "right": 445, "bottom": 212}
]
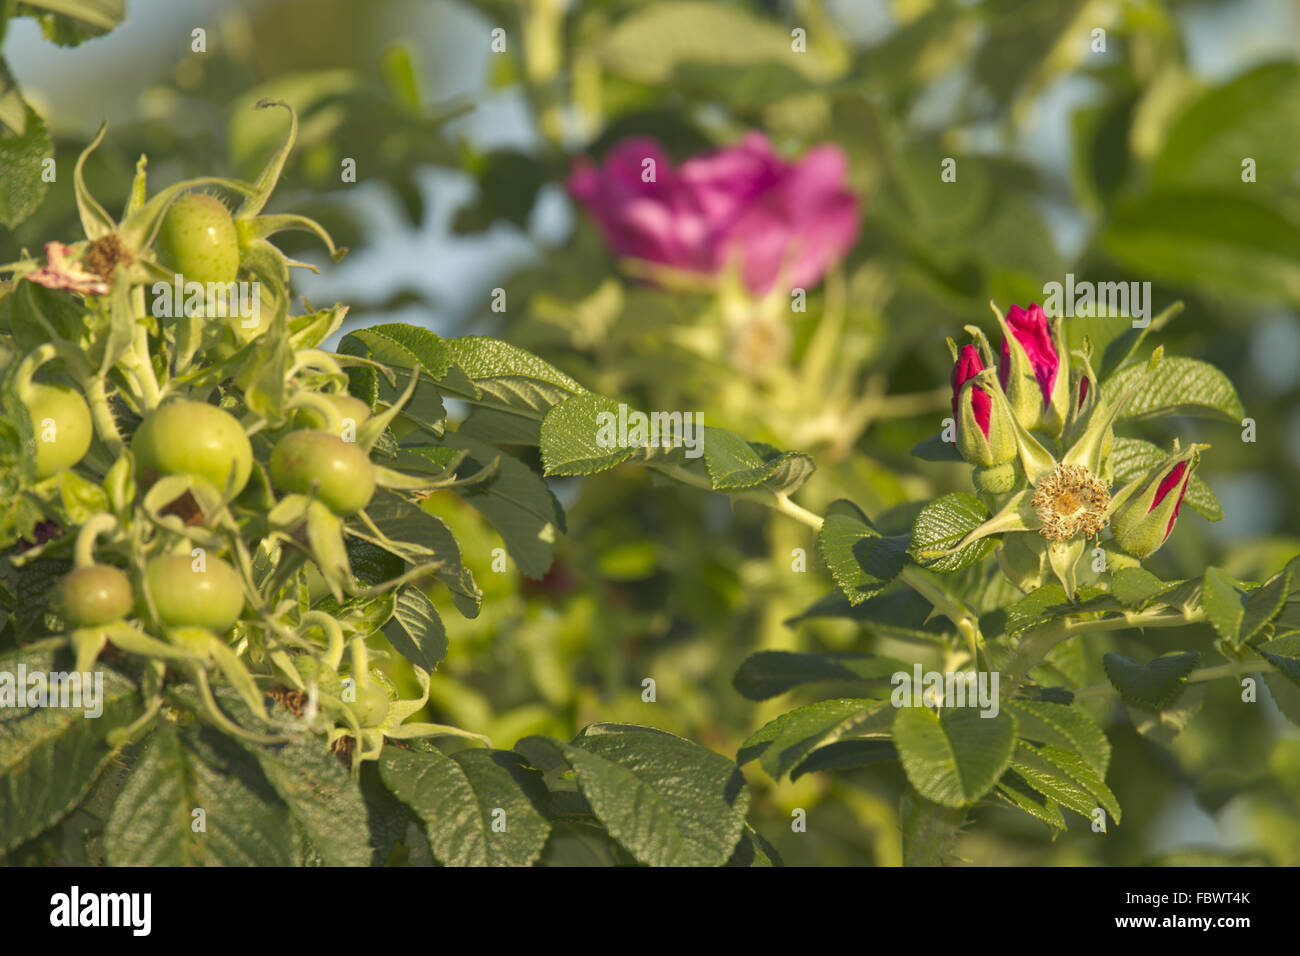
[
  {"left": 23, "top": 383, "right": 93, "bottom": 478},
  {"left": 132, "top": 400, "right": 253, "bottom": 495},
  {"left": 154, "top": 193, "right": 240, "bottom": 286},
  {"left": 144, "top": 553, "right": 245, "bottom": 632},
  {"left": 56, "top": 565, "right": 133, "bottom": 627},
  {"left": 269, "top": 429, "right": 376, "bottom": 516}
]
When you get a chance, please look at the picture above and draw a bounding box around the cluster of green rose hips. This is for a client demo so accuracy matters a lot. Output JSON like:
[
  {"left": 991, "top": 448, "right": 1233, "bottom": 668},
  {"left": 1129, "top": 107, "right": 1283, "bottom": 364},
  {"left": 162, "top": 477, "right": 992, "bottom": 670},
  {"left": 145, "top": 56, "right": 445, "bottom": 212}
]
[{"left": 3, "top": 105, "right": 436, "bottom": 760}]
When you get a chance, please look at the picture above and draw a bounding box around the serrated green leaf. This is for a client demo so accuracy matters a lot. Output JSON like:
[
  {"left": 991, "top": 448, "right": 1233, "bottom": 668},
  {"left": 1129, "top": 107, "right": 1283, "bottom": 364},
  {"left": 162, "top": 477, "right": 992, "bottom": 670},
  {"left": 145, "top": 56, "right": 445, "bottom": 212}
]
[
  {"left": 789, "top": 739, "right": 896, "bottom": 781},
  {"left": 893, "top": 705, "right": 1017, "bottom": 808},
  {"left": 363, "top": 489, "right": 481, "bottom": 617},
  {"left": 995, "top": 781, "right": 1066, "bottom": 831},
  {"left": 240, "top": 733, "right": 371, "bottom": 867},
  {"left": 1102, "top": 651, "right": 1199, "bottom": 710},
  {"left": 103, "top": 723, "right": 296, "bottom": 866},
  {"left": 818, "top": 498, "right": 907, "bottom": 605},
  {"left": 725, "top": 823, "right": 783, "bottom": 866},
  {"left": 1009, "top": 743, "right": 1099, "bottom": 819},
  {"left": 1264, "top": 672, "right": 1300, "bottom": 726},
  {"left": 1202, "top": 567, "right": 1247, "bottom": 644},
  {"left": 1203, "top": 567, "right": 1289, "bottom": 649},
  {"left": 1260, "top": 633, "right": 1300, "bottom": 688},
  {"left": 340, "top": 324, "right": 452, "bottom": 380},
  {"left": 440, "top": 432, "right": 564, "bottom": 579},
  {"left": 1037, "top": 742, "right": 1119, "bottom": 821},
  {"left": 0, "top": 646, "right": 140, "bottom": 852},
  {"left": 380, "top": 746, "right": 550, "bottom": 867},
  {"left": 1127, "top": 683, "right": 1206, "bottom": 745},
  {"left": 701, "top": 427, "right": 813, "bottom": 493},
  {"left": 382, "top": 585, "right": 447, "bottom": 672},
  {"left": 908, "top": 493, "right": 996, "bottom": 572},
  {"left": 1004, "top": 584, "right": 1113, "bottom": 635},
  {"left": 443, "top": 336, "right": 584, "bottom": 416},
  {"left": 539, "top": 392, "right": 634, "bottom": 476},
  {"left": 739, "top": 699, "right": 890, "bottom": 779},
  {"left": 1102, "top": 357, "right": 1244, "bottom": 423},
  {"left": 527, "top": 725, "right": 749, "bottom": 866},
  {"left": 1004, "top": 700, "right": 1110, "bottom": 777},
  {"left": 1110, "top": 567, "right": 1174, "bottom": 609}
]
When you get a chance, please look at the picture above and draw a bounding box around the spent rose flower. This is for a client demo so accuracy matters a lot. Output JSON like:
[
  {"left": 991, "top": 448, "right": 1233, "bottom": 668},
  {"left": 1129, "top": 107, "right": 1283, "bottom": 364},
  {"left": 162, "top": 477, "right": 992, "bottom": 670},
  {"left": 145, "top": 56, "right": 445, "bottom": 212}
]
[
  {"left": 997, "top": 303, "right": 1070, "bottom": 436},
  {"left": 568, "top": 133, "right": 860, "bottom": 295}
]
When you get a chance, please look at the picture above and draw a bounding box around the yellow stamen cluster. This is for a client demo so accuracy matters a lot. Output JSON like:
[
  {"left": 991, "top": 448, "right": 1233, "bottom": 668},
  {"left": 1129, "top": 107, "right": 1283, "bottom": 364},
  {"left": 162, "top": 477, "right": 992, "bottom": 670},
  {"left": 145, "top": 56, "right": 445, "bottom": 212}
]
[{"left": 1031, "top": 463, "right": 1110, "bottom": 541}]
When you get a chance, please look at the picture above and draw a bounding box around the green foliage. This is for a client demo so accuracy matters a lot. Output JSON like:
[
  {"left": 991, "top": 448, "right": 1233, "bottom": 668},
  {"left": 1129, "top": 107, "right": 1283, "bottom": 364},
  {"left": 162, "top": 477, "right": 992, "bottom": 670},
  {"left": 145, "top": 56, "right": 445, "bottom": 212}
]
[{"left": 6, "top": 0, "right": 1300, "bottom": 869}]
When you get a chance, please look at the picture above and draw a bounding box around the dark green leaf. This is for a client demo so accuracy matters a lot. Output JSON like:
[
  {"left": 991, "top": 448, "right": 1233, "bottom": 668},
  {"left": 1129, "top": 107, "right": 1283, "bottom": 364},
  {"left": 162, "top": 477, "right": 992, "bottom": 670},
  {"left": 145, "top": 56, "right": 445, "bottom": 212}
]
[
  {"left": 892, "top": 705, "right": 1017, "bottom": 808},
  {"left": 1102, "top": 651, "right": 1199, "bottom": 710},
  {"left": 379, "top": 746, "right": 550, "bottom": 866},
  {"left": 732, "top": 650, "right": 902, "bottom": 702}
]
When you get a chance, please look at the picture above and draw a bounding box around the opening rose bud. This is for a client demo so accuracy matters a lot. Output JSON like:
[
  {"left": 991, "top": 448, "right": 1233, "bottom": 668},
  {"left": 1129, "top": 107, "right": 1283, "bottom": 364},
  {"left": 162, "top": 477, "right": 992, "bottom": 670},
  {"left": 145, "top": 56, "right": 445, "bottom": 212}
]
[
  {"left": 996, "top": 303, "right": 1070, "bottom": 436},
  {"left": 1111, "top": 453, "right": 1197, "bottom": 559},
  {"left": 1151, "top": 461, "right": 1188, "bottom": 537},
  {"left": 951, "top": 345, "right": 1016, "bottom": 472}
]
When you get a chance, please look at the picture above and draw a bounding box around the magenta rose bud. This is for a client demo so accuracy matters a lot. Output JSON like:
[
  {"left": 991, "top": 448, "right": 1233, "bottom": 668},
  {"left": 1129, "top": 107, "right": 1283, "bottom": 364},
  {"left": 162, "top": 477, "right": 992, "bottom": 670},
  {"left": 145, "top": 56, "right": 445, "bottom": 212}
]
[
  {"left": 568, "top": 133, "right": 860, "bottom": 295},
  {"left": 997, "top": 303, "right": 1070, "bottom": 436},
  {"left": 951, "top": 345, "right": 1016, "bottom": 480},
  {"left": 1111, "top": 452, "right": 1198, "bottom": 559}
]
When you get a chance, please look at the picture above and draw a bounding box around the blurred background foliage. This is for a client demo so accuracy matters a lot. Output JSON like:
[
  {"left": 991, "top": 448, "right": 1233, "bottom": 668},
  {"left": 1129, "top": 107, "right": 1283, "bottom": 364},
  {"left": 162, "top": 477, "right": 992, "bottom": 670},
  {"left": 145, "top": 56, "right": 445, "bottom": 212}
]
[{"left": 4, "top": 0, "right": 1300, "bottom": 865}]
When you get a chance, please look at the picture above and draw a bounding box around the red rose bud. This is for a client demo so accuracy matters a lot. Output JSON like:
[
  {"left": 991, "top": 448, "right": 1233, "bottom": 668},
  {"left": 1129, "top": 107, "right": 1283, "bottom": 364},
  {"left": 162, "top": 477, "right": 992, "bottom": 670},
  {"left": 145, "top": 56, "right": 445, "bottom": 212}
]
[
  {"left": 951, "top": 345, "right": 1016, "bottom": 469},
  {"left": 997, "top": 303, "right": 1070, "bottom": 436},
  {"left": 1110, "top": 451, "right": 1198, "bottom": 559}
]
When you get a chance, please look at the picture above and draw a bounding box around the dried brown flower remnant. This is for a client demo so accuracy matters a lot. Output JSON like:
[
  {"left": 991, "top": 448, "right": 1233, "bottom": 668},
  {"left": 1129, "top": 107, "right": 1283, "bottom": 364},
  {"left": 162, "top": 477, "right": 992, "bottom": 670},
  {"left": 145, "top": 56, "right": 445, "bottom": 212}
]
[
  {"left": 265, "top": 685, "right": 307, "bottom": 716},
  {"left": 83, "top": 233, "right": 133, "bottom": 280},
  {"left": 330, "top": 734, "right": 355, "bottom": 768},
  {"left": 1032, "top": 463, "right": 1110, "bottom": 541}
]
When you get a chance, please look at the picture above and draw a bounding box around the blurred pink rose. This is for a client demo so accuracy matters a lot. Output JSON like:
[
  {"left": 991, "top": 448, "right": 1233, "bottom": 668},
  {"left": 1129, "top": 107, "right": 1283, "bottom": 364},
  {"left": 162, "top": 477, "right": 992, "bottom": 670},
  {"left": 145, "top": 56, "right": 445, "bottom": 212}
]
[{"left": 568, "top": 133, "right": 860, "bottom": 294}]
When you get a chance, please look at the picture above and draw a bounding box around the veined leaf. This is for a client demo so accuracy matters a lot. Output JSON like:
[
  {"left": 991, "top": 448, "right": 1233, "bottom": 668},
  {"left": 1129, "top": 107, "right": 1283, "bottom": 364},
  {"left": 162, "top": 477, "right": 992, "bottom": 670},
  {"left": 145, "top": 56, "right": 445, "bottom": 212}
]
[
  {"left": 738, "top": 699, "right": 890, "bottom": 780},
  {"left": 103, "top": 723, "right": 295, "bottom": 866},
  {"left": 1102, "top": 651, "right": 1199, "bottom": 710},
  {"left": 0, "top": 646, "right": 140, "bottom": 853},
  {"left": 818, "top": 498, "right": 907, "bottom": 605},
  {"left": 520, "top": 724, "right": 748, "bottom": 867},
  {"left": 1004, "top": 700, "right": 1110, "bottom": 777},
  {"left": 380, "top": 746, "right": 550, "bottom": 867},
  {"left": 892, "top": 705, "right": 1017, "bottom": 808},
  {"left": 908, "top": 493, "right": 996, "bottom": 573}
]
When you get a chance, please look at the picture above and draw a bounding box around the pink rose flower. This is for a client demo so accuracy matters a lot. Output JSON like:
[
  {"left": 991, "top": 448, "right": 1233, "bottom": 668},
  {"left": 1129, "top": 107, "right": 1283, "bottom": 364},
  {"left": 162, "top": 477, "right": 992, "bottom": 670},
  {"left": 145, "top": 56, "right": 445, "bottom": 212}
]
[{"left": 568, "top": 133, "right": 860, "bottom": 294}]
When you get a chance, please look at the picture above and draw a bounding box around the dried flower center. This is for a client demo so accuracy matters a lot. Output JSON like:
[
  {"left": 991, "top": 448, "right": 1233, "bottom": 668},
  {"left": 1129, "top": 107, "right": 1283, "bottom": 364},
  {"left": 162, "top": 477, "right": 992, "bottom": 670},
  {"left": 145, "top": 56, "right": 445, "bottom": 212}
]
[
  {"left": 83, "top": 233, "right": 132, "bottom": 280},
  {"left": 1032, "top": 463, "right": 1110, "bottom": 541}
]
